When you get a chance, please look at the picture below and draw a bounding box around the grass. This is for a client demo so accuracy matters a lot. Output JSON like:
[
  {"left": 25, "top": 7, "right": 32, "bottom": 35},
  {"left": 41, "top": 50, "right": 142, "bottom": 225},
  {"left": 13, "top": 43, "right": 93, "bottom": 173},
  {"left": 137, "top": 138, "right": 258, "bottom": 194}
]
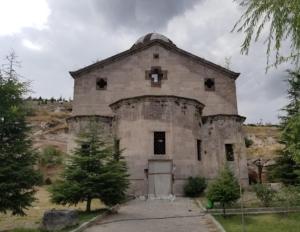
[
  {"left": 215, "top": 213, "right": 300, "bottom": 232},
  {"left": 199, "top": 191, "right": 263, "bottom": 209},
  {"left": 0, "top": 187, "right": 104, "bottom": 231},
  {"left": 8, "top": 210, "right": 107, "bottom": 232}
]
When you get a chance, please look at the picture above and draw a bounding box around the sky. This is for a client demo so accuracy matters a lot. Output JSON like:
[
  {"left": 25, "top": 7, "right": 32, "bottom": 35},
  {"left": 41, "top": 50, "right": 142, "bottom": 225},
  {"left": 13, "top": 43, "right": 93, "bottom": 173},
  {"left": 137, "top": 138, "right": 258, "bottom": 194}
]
[{"left": 0, "top": 0, "right": 291, "bottom": 124}]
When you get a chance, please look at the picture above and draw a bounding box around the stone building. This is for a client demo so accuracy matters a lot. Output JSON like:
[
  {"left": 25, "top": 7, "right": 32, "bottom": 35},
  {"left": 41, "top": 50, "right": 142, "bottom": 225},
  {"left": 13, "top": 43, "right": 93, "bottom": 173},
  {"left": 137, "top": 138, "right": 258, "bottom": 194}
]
[{"left": 67, "top": 33, "right": 248, "bottom": 197}]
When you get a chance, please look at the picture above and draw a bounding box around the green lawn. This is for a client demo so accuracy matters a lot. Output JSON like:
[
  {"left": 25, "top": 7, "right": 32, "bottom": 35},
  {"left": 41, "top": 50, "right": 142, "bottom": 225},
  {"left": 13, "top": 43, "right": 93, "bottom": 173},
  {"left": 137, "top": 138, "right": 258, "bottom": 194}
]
[
  {"left": 215, "top": 213, "right": 300, "bottom": 232},
  {"left": 10, "top": 209, "right": 107, "bottom": 232}
]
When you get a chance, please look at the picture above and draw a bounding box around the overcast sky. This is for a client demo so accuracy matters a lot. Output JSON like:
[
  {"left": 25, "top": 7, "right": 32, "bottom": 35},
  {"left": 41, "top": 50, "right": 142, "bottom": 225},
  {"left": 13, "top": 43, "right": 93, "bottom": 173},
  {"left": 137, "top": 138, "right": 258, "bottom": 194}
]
[{"left": 0, "top": 0, "right": 291, "bottom": 124}]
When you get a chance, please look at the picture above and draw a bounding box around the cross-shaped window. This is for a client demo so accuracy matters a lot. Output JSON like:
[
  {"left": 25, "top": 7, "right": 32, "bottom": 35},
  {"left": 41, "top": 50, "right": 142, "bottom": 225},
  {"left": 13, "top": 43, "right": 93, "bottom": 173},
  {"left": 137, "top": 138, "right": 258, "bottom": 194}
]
[{"left": 146, "top": 66, "right": 167, "bottom": 87}]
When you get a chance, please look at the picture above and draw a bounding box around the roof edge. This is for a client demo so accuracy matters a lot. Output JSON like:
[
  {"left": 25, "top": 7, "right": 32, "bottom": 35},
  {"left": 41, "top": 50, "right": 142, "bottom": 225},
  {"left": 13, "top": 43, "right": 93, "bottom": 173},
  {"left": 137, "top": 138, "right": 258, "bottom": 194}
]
[
  {"left": 202, "top": 114, "right": 246, "bottom": 122},
  {"left": 69, "top": 39, "right": 240, "bottom": 79}
]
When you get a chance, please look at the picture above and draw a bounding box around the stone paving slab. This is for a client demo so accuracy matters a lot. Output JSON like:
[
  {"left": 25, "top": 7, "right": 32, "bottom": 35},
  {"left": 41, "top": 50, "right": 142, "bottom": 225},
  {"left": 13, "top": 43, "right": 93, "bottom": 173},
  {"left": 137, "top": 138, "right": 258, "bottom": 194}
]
[{"left": 85, "top": 198, "right": 219, "bottom": 232}]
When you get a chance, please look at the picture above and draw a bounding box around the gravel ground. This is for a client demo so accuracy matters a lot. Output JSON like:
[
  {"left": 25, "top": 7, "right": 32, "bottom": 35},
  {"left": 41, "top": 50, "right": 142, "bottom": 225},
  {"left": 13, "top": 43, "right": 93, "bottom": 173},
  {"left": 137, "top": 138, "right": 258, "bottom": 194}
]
[{"left": 85, "top": 198, "right": 219, "bottom": 232}]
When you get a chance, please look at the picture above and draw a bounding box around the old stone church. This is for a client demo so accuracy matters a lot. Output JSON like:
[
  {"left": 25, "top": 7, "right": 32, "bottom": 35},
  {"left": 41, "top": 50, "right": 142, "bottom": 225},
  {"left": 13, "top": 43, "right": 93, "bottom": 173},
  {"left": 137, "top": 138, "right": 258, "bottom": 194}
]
[{"left": 67, "top": 33, "right": 248, "bottom": 197}]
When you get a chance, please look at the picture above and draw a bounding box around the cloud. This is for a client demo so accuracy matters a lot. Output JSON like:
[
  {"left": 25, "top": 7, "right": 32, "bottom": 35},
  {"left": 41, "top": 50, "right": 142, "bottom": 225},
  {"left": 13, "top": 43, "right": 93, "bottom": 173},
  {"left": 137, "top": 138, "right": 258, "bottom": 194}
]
[
  {"left": 22, "top": 39, "right": 43, "bottom": 51},
  {"left": 0, "top": 0, "right": 290, "bottom": 123},
  {"left": 91, "top": 0, "right": 200, "bottom": 32},
  {"left": 0, "top": 0, "right": 50, "bottom": 36}
]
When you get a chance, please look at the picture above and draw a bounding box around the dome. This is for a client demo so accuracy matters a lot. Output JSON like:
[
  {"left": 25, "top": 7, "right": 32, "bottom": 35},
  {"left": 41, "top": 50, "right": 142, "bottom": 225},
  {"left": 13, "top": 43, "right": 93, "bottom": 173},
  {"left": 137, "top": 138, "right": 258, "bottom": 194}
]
[{"left": 131, "top": 33, "right": 175, "bottom": 49}]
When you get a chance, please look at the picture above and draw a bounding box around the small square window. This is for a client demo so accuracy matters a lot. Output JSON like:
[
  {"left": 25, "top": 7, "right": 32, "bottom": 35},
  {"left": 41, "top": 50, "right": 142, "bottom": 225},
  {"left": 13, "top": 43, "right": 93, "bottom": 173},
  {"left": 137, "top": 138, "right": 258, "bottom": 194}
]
[
  {"left": 153, "top": 53, "right": 159, "bottom": 59},
  {"left": 225, "top": 144, "right": 234, "bottom": 161},
  {"left": 204, "top": 78, "right": 215, "bottom": 91},
  {"left": 96, "top": 78, "right": 107, "bottom": 90}
]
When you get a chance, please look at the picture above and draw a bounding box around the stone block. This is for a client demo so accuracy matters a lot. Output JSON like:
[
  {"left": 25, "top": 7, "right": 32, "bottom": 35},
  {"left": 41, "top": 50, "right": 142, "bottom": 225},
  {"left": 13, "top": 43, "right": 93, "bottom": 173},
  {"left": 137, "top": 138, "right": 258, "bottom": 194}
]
[{"left": 41, "top": 209, "right": 78, "bottom": 231}]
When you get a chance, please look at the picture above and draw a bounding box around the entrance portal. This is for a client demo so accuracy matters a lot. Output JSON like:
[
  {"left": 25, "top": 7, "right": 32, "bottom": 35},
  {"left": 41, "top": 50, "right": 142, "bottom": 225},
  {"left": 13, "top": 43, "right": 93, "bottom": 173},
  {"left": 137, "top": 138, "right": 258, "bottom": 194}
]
[{"left": 148, "top": 160, "right": 172, "bottom": 198}]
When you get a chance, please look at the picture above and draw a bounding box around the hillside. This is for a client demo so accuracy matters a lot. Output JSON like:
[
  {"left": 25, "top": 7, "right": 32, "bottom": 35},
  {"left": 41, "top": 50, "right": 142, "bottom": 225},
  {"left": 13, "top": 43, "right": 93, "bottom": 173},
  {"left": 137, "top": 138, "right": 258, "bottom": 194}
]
[{"left": 243, "top": 125, "right": 282, "bottom": 160}]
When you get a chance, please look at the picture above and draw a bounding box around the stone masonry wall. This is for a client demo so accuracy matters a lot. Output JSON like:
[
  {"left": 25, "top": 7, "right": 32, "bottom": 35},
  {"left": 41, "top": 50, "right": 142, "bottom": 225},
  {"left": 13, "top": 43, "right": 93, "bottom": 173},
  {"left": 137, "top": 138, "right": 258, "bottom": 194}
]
[{"left": 72, "top": 44, "right": 237, "bottom": 117}]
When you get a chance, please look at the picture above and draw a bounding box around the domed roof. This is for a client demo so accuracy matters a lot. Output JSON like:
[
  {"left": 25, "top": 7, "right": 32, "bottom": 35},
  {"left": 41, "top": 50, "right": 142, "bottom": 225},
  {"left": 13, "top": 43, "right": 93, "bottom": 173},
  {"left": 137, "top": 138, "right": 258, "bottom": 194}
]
[{"left": 131, "top": 33, "right": 175, "bottom": 49}]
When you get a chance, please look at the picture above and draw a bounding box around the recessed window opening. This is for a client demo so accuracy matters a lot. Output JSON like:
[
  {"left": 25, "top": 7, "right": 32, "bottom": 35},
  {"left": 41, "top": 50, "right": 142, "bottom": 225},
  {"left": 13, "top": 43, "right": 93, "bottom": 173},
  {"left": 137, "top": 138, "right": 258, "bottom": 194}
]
[
  {"left": 153, "top": 53, "right": 159, "bottom": 59},
  {"left": 154, "top": 131, "right": 166, "bottom": 155},
  {"left": 151, "top": 72, "right": 159, "bottom": 83},
  {"left": 197, "top": 140, "right": 202, "bottom": 161},
  {"left": 149, "top": 67, "right": 163, "bottom": 87},
  {"left": 225, "top": 144, "right": 234, "bottom": 161},
  {"left": 204, "top": 78, "right": 215, "bottom": 91},
  {"left": 96, "top": 78, "right": 107, "bottom": 90}
]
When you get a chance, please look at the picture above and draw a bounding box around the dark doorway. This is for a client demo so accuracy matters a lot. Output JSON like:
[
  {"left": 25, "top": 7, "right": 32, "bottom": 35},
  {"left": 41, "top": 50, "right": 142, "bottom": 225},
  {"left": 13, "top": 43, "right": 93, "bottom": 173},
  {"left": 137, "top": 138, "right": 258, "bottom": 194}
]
[{"left": 154, "top": 132, "right": 165, "bottom": 155}]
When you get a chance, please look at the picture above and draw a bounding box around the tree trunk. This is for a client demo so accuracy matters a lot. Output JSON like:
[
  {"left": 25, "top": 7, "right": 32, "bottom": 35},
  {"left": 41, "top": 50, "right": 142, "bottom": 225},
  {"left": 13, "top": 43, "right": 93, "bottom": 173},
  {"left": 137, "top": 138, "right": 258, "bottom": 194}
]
[
  {"left": 258, "top": 166, "right": 263, "bottom": 184},
  {"left": 86, "top": 197, "right": 92, "bottom": 212},
  {"left": 222, "top": 203, "right": 226, "bottom": 217}
]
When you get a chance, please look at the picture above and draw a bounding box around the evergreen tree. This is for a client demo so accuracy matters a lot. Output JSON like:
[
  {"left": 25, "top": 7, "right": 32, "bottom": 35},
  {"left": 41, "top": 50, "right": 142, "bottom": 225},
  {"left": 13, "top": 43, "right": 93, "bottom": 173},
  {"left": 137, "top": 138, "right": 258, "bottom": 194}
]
[
  {"left": 270, "top": 71, "right": 300, "bottom": 179},
  {"left": 206, "top": 166, "right": 240, "bottom": 216},
  {"left": 280, "top": 71, "right": 300, "bottom": 127},
  {"left": 0, "top": 52, "right": 42, "bottom": 215},
  {"left": 268, "top": 150, "right": 300, "bottom": 185},
  {"left": 50, "top": 123, "right": 129, "bottom": 212},
  {"left": 281, "top": 114, "right": 300, "bottom": 163}
]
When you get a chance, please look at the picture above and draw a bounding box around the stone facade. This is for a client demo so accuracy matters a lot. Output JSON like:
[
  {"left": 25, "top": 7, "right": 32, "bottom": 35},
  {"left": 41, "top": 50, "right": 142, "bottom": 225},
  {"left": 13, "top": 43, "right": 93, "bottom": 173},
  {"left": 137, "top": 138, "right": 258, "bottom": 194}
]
[{"left": 68, "top": 33, "right": 248, "bottom": 197}]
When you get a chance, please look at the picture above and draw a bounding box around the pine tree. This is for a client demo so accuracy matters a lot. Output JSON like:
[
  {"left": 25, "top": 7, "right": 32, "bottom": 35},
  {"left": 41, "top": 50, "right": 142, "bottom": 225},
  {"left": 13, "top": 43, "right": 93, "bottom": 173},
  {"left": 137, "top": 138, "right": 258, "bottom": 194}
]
[
  {"left": 0, "top": 52, "right": 42, "bottom": 216},
  {"left": 50, "top": 123, "right": 129, "bottom": 212},
  {"left": 268, "top": 150, "right": 300, "bottom": 185},
  {"left": 206, "top": 166, "right": 240, "bottom": 216},
  {"left": 270, "top": 70, "right": 300, "bottom": 179},
  {"left": 279, "top": 71, "right": 300, "bottom": 127}
]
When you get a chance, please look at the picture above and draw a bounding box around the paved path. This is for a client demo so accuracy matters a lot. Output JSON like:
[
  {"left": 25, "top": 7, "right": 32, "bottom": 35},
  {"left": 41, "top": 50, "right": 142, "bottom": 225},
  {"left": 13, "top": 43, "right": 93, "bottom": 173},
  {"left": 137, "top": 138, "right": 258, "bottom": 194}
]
[{"left": 85, "top": 198, "right": 219, "bottom": 232}]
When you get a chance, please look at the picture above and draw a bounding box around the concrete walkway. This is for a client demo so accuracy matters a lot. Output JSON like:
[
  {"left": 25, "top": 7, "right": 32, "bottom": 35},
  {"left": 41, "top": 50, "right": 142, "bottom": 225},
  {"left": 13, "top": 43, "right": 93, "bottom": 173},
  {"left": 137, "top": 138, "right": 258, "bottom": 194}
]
[{"left": 85, "top": 198, "right": 219, "bottom": 232}]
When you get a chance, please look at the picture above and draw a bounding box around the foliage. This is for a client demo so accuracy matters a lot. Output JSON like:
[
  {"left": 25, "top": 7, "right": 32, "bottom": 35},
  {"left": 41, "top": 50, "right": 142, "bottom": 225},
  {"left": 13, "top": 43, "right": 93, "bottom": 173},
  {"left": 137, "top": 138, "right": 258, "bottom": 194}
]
[
  {"left": 44, "top": 177, "right": 52, "bottom": 185},
  {"left": 279, "top": 71, "right": 300, "bottom": 163},
  {"left": 0, "top": 52, "right": 42, "bottom": 216},
  {"left": 270, "top": 71, "right": 300, "bottom": 183},
  {"left": 233, "top": 0, "right": 300, "bottom": 68},
  {"left": 276, "top": 186, "right": 300, "bottom": 209},
  {"left": 253, "top": 184, "right": 276, "bottom": 207},
  {"left": 39, "top": 145, "right": 64, "bottom": 167},
  {"left": 50, "top": 123, "right": 129, "bottom": 212},
  {"left": 281, "top": 113, "right": 300, "bottom": 163},
  {"left": 280, "top": 71, "right": 300, "bottom": 126},
  {"left": 244, "top": 137, "right": 254, "bottom": 148},
  {"left": 268, "top": 150, "right": 300, "bottom": 185},
  {"left": 183, "top": 176, "right": 207, "bottom": 198},
  {"left": 216, "top": 213, "right": 300, "bottom": 232},
  {"left": 206, "top": 166, "right": 240, "bottom": 215}
]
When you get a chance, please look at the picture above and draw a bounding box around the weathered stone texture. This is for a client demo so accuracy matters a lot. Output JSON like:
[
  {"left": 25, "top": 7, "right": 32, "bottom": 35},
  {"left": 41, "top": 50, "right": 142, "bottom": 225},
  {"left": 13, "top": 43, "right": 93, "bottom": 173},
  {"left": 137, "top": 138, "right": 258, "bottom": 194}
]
[
  {"left": 72, "top": 44, "right": 237, "bottom": 117},
  {"left": 68, "top": 35, "right": 248, "bottom": 196}
]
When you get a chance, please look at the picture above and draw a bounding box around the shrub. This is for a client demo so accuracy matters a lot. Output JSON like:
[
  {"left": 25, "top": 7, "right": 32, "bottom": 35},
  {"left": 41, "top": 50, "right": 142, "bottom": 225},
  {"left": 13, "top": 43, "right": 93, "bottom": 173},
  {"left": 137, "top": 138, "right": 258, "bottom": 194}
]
[
  {"left": 44, "top": 177, "right": 52, "bottom": 185},
  {"left": 276, "top": 186, "right": 300, "bottom": 209},
  {"left": 253, "top": 184, "right": 276, "bottom": 207},
  {"left": 244, "top": 137, "right": 254, "bottom": 148},
  {"left": 39, "top": 146, "right": 64, "bottom": 167},
  {"left": 184, "top": 177, "right": 207, "bottom": 197},
  {"left": 207, "top": 166, "right": 240, "bottom": 216}
]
